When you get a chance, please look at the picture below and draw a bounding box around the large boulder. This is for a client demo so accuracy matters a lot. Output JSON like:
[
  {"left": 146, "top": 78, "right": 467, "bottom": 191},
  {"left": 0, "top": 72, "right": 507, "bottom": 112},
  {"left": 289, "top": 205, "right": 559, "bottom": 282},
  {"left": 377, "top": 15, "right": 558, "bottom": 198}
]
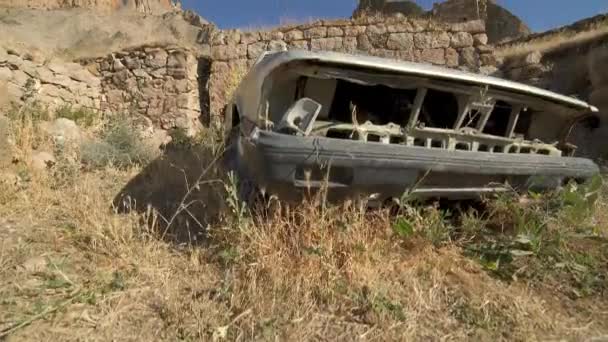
[{"left": 41, "top": 118, "right": 82, "bottom": 144}]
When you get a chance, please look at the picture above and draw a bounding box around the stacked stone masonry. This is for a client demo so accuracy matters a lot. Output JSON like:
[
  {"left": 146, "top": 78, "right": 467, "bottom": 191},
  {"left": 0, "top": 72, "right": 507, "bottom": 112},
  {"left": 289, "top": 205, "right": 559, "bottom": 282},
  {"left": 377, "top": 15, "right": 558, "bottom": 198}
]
[
  {"left": 500, "top": 36, "right": 608, "bottom": 119},
  {"left": 498, "top": 17, "right": 608, "bottom": 159},
  {"left": 205, "top": 16, "right": 496, "bottom": 127},
  {"left": 0, "top": 47, "right": 101, "bottom": 111},
  {"left": 1, "top": 16, "right": 497, "bottom": 134},
  {"left": 91, "top": 46, "right": 204, "bottom": 135}
]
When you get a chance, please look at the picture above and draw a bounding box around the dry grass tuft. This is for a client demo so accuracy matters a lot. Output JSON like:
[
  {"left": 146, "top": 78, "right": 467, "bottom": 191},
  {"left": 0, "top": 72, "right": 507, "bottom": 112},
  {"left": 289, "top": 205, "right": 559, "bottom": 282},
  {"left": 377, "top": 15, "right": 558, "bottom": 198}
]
[{"left": 1, "top": 107, "right": 608, "bottom": 340}]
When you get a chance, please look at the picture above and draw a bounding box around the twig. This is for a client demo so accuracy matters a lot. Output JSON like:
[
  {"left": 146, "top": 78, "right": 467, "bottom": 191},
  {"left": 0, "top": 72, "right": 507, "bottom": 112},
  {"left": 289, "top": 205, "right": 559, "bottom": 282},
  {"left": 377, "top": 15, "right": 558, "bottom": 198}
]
[{"left": 0, "top": 289, "right": 81, "bottom": 338}]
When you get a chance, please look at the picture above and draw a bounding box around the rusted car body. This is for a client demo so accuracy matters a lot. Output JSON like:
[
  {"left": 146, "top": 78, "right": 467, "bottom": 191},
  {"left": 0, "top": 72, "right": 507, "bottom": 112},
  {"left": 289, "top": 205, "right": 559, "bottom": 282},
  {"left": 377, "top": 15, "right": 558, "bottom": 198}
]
[{"left": 225, "top": 50, "right": 599, "bottom": 202}]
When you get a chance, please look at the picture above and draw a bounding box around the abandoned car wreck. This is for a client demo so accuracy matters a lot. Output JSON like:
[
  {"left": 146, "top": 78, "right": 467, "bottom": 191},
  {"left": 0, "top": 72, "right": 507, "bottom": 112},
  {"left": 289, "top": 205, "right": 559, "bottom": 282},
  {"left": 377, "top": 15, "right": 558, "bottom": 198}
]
[{"left": 225, "top": 50, "right": 600, "bottom": 202}]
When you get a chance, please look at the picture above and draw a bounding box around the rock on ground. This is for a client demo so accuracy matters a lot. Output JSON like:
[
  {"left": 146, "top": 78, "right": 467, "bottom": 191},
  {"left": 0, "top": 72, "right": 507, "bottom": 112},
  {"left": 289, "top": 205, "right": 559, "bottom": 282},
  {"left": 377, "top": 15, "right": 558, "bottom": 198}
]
[
  {"left": 30, "top": 151, "right": 56, "bottom": 170},
  {"left": 42, "top": 118, "right": 82, "bottom": 144}
]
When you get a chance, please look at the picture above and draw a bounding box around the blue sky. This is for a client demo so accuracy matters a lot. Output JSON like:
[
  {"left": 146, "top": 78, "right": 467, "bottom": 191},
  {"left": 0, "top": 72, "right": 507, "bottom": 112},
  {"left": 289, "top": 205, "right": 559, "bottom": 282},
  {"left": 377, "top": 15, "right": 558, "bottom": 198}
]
[{"left": 181, "top": 0, "right": 606, "bottom": 32}]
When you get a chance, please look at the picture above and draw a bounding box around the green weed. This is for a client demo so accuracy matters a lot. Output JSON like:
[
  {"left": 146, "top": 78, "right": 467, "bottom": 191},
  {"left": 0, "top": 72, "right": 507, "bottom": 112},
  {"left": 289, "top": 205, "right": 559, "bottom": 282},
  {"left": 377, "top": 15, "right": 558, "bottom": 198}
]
[
  {"left": 80, "top": 118, "right": 156, "bottom": 169},
  {"left": 55, "top": 106, "right": 98, "bottom": 127}
]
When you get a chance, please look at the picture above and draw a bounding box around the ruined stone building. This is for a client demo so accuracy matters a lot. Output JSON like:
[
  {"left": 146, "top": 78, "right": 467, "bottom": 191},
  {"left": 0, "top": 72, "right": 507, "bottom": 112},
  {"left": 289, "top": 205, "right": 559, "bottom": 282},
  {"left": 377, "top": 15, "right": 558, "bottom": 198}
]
[{"left": 353, "top": 0, "right": 531, "bottom": 43}]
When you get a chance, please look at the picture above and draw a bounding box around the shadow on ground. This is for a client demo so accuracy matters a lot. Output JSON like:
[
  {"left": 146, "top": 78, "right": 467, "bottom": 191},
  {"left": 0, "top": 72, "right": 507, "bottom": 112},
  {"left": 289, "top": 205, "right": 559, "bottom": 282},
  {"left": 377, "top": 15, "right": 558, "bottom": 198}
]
[{"left": 113, "top": 145, "right": 228, "bottom": 244}]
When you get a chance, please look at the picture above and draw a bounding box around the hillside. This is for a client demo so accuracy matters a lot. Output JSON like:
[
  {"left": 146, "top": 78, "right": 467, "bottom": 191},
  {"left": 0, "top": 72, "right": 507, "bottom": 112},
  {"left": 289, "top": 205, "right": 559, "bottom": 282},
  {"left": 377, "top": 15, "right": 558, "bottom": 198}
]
[
  {"left": 0, "top": 7, "right": 209, "bottom": 60},
  {"left": 0, "top": 0, "right": 177, "bottom": 14}
]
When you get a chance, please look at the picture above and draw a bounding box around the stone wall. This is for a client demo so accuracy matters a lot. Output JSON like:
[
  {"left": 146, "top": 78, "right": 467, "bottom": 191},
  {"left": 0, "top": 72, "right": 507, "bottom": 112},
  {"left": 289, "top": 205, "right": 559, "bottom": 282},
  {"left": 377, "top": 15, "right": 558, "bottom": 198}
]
[
  {"left": 431, "top": 0, "right": 530, "bottom": 43},
  {"left": 0, "top": 16, "right": 499, "bottom": 135},
  {"left": 205, "top": 16, "right": 495, "bottom": 127},
  {"left": 89, "top": 46, "right": 205, "bottom": 135},
  {"left": 0, "top": 47, "right": 101, "bottom": 111},
  {"left": 498, "top": 15, "right": 608, "bottom": 113},
  {"left": 498, "top": 15, "right": 608, "bottom": 159}
]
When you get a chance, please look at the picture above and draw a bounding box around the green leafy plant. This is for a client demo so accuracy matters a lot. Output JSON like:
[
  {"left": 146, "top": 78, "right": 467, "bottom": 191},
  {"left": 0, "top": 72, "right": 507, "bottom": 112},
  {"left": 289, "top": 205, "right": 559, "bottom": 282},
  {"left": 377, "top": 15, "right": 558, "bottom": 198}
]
[
  {"left": 392, "top": 217, "right": 414, "bottom": 238},
  {"left": 559, "top": 175, "right": 603, "bottom": 231},
  {"left": 224, "top": 171, "right": 249, "bottom": 227}
]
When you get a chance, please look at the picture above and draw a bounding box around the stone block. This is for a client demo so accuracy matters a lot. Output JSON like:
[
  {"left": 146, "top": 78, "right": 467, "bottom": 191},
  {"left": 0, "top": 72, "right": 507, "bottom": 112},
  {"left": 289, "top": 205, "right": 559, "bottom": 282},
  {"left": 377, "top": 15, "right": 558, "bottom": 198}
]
[
  {"left": 357, "top": 34, "right": 372, "bottom": 51},
  {"left": 387, "top": 33, "right": 414, "bottom": 50},
  {"left": 445, "top": 48, "right": 459, "bottom": 67},
  {"left": 240, "top": 31, "right": 261, "bottom": 45},
  {"left": 459, "top": 47, "right": 479, "bottom": 69},
  {"left": 211, "top": 45, "right": 247, "bottom": 61},
  {"left": 450, "top": 32, "right": 474, "bottom": 48},
  {"left": 327, "top": 27, "right": 344, "bottom": 37},
  {"left": 343, "top": 37, "right": 358, "bottom": 53},
  {"left": 396, "top": 49, "right": 416, "bottom": 61},
  {"left": 417, "top": 49, "right": 446, "bottom": 65},
  {"left": 473, "top": 33, "right": 488, "bottom": 46},
  {"left": 372, "top": 49, "right": 396, "bottom": 59},
  {"left": 261, "top": 30, "right": 284, "bottom": 41},
  {"left": 268, "top": 40, "right": 288, "bottom": 52},
  {"left": 225, "top": 30, "right": 242, "bottom": 45},
  {"left": 450, "top": 20, "right": 485, "bottom": 34},
  {"left": 288, "top": 40, "right": 310, "bottom": 50},
  {"left": 304, "top": 27, "right": 327, "bottom": 39},
  {"left": 211, "top": 31, "right": 226, "bottom": 45},
  {"left": 414, "top": 32, "right": 450, "bottom": 49},
  {"left": 480, "top": 53, "right": 497, "bottom": 66},
  {"left": 284, "top": 30, "right": 304, "bottom": 42},
  {"left": 146, "top": 50, "right": 168, "bottom": 68},
  {"left": 344, "top": 25, "right": 366, "bottom": 36},
  {"left": 167, "top": 51, "right": 188, "bottom": 69},
  {"left": 311, "top": 37, "right": 344, "bottom": 51},
  {"left": 248, "top": 42, "right": 268, "bottom": 59},
  {"left": 112, "top": 59, "right": 126, "bottom": 71}
]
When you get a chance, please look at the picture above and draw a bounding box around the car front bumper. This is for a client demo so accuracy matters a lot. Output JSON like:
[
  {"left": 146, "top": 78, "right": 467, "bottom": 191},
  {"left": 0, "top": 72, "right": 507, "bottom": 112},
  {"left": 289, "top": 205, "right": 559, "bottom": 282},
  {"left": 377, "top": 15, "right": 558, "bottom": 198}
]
[{"left": 237, "top": 129, "right": 600, "bottom": 201}]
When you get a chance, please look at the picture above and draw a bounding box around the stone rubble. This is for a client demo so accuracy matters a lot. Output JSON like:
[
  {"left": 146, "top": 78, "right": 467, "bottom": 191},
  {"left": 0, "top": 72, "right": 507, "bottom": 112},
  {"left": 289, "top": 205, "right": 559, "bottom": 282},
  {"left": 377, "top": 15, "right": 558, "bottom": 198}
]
[{"left": 0, "top": 48, "right": 101, "bottom": 112}]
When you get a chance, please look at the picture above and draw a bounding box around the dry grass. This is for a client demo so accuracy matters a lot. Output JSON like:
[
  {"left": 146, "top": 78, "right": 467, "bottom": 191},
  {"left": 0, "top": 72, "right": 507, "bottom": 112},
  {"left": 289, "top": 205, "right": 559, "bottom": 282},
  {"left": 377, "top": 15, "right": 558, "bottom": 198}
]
[{"left": 1, "top": 110, "right": 608, "bottom": 341}]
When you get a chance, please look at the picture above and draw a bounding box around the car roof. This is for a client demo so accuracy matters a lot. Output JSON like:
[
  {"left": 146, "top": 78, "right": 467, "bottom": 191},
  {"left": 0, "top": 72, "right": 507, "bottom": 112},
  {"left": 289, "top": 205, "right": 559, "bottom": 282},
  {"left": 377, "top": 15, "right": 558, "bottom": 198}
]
[{"left": 255, "top": 50, "right": 598, "bottom": 112}]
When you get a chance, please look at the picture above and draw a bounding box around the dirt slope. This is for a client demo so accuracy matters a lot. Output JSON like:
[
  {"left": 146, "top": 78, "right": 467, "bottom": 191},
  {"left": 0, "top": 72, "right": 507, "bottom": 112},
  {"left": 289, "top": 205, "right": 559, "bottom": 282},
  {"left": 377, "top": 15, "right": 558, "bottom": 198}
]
[
  {"left": 0, "top": 0, "right": 176, "bottom": 14},
  {"left": 0, "top": 7, "right": 208, "bottom": 60}
]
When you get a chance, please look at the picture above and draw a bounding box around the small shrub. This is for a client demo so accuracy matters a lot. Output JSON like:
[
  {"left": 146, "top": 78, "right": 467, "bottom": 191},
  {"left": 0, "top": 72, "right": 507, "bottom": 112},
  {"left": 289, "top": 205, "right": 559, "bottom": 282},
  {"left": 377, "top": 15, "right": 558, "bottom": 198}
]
[
  {"left": 419, "top": 206, "right": 453, "bottom": 246},
  {"left": 81, "top": 119, "right": 156, "bottom": 169},
  {"left": 55, "top": 105, "right": 98, "bottom": 127},
  {"left": 558, "top": 175, "right": 603, "bottom": 232}
]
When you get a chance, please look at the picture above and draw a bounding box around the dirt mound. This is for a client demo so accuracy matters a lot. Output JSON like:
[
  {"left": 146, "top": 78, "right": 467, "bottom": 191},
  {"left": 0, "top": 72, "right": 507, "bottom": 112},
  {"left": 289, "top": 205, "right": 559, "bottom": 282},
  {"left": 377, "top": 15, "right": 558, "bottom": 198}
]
[{"left": 0, "top": 7, "right": 211, "bottom": 60}]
